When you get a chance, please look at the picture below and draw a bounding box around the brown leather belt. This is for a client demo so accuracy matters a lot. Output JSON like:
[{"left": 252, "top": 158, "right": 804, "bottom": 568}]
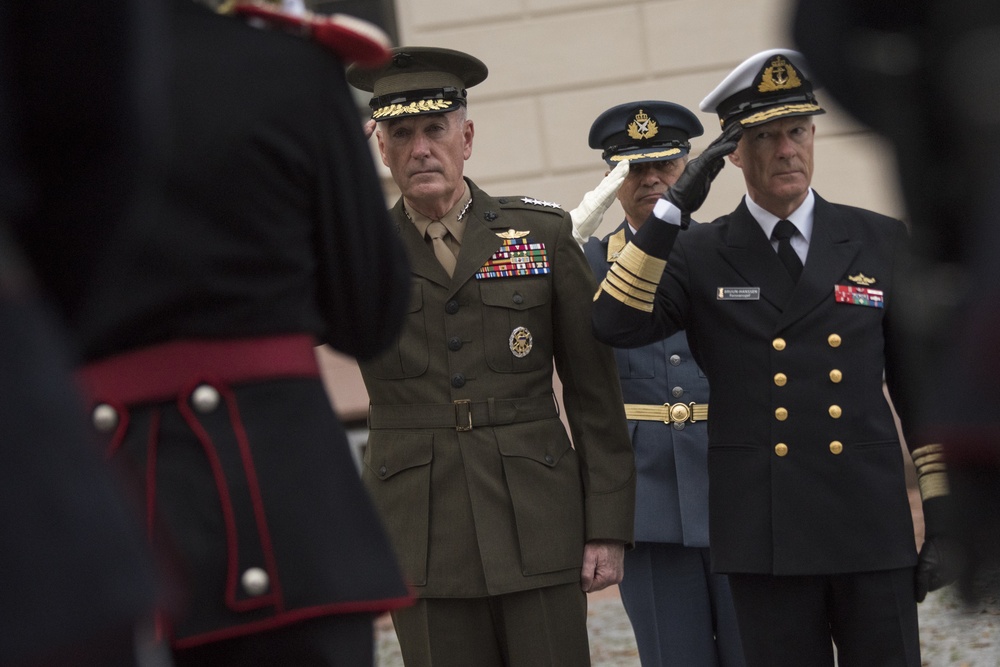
[
  {"left": 77, "top": 334, "right": 319, "bottom": 406},
  {"left": 624, "top": 402, "right": 708, "bottom": 424},
  {"left": 368, "top": 394, "right": 559, "bottom": 432}
]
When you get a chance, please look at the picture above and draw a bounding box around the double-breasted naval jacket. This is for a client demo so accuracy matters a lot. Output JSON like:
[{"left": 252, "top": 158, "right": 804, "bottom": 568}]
[
  {"left": 583, "top": 222, "right": 710, "bottom": 546},
  {"left": 593, "top": 192, "right": 919, "bottom": 576},
  {"left": 360, "top": 178, "right": 636, "bottom": 598}
]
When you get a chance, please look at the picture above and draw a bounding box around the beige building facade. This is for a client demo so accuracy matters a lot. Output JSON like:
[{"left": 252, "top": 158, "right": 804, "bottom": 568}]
[{"left": 321, "top": 0, "right": 907, "bottom": 425}]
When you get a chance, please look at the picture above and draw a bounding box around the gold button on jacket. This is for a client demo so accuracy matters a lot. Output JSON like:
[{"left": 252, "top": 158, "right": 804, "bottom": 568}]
[{"left": 590, "top": 191, "right": 919, "bottom": 578}]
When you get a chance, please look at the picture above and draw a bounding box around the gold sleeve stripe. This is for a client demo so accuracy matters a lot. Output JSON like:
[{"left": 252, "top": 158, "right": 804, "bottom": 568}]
[
  {"left": 615, "top": 243, "right": 667, "bottom": 285},
  {"left": 911, "top": 444, "right": 949, "bottom": 500},
  {"left": 600, "top": 277, "right": 655, "bottom": 312},
  {"left": 607, "top": 264, "right": 659, "bottom": 297},
  {"left": 912, "top": 444, "right": 946, "bottom": 468},
  {"left": 605, "top": 271, "right": 655, "bottom": 305},
  {"left": 917, "top": 470, "right": 950, "bottom": 501}
]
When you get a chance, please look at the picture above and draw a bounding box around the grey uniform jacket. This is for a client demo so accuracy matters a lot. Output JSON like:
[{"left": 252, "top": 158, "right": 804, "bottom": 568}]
[
  {"left": 584, "top": 221, "right": 710, "bottom": 546},
  {"left": 593, "top": 193, "right": 918, "bottom": 576},
  {"left": 360, "top": 178, "right": 636, "bottom": 597}
]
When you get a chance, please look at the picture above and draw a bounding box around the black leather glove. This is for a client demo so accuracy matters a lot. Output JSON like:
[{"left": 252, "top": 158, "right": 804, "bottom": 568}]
[
  {"left": 663, "top": 121, "right": 743, "bottom": 220},
  {"left": 915, "top": 496, "right": 962, "bottom": 602}
]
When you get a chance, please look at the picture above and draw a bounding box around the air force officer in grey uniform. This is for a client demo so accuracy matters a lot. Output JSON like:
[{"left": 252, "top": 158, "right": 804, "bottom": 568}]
[{"left": 572, "top": 101, "right": 744, "bottom": 667}]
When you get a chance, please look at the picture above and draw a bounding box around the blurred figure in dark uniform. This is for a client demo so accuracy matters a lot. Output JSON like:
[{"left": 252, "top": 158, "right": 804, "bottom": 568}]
[
  {"left": 70, "top": 1, "right": 412, "bottom": 665},
  {"left": 0, "top": 240, "right": 161, "bottom": 667},
  {"left": 572, "top": 101, "right": 745, "bottom": 667},
  {"left": 792, "top": 0, "right": 1000, "bottom": 599},
  {"left": 0, "top": 2, "right": 164, "bottom": 666}
]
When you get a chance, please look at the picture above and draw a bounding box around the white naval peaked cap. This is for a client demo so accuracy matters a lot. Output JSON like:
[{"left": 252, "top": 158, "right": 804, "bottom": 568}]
[{"left": 700, "top": 48, "right": 824, "bottom": 129}]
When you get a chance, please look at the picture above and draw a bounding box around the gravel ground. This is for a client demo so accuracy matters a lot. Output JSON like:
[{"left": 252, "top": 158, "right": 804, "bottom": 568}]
[{"left": 375, "top": 576, "right": 1000, "bottom": 666}]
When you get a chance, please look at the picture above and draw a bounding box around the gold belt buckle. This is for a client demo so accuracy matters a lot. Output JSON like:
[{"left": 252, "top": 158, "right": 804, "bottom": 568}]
[
  {"left": 667, "top": 402, "right": 691, "bottom": 423},
  {"left": 454, "top": 399, "right": 473, "bottom": 431},
  {"left": 661, "top": 402, "right": 701, "bottom": 424}
]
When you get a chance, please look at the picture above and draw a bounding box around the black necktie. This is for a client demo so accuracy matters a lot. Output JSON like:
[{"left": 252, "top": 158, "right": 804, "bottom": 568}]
[{"left": 772, "top": 219, "right": 802, "bottom": 282}]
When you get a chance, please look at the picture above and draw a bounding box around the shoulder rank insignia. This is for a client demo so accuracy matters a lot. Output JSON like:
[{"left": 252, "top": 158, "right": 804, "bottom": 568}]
[
  {"left": 847, "top": 273, "right": 876, "bottom": 286},
  {"left": 232, "top": 2, "right": 390, "bottom": 67},
  {"left": 607, "top": 229, "right": 627, "bottom": 262},
  {"left": 497, "top": 229, "right": 529, "bottom": 240},
  {"left": 520, "top": 197, "right": 561, "bottom": 209}
]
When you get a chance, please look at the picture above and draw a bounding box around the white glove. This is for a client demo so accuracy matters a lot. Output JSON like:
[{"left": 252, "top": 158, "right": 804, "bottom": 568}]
[{"left": 570, "top": 160, "right": 629, "bottom": 247}]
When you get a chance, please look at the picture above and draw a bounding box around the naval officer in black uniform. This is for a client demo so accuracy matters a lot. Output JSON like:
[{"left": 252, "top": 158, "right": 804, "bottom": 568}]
[{"left": 592, "top": 49, "right": 954, "bottom": 666}]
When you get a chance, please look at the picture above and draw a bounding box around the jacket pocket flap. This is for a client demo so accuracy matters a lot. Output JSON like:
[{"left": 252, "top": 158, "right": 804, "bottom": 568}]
[
  {"left": 365, "top": 431, "right": 433, "bottom": 479},
  {"left": 497, "top": 435, "right": 569, "bottom": 467},
  {"left": 479, "top": 279, "right": 550, "bottom": 310}
]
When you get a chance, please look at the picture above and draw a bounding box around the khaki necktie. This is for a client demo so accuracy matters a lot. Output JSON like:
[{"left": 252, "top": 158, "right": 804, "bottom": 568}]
[{"left": 426, "top": 221, "right": 456, "bottom": 277}]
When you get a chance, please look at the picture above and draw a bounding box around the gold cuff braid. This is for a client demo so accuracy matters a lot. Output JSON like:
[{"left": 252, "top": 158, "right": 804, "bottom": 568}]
[
  {"left": 912, "top": 443, "right": 950, "bottom": 501},
  {"left": 599, "top": 277, "right": 655, "bottom": 312},
  {"left": 606, "top": 268, "right": 655, "bottom": 301},
  {"left": 598, "top": 243, "right": 666, "bottom": 311},
  {"left": 615, "top": 243, "right": 667, "bottom": 285}
]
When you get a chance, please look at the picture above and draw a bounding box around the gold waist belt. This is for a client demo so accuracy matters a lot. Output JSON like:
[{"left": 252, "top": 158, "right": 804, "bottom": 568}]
[{"left": 624, "top": 402, "right": 708, "bottom": 424}]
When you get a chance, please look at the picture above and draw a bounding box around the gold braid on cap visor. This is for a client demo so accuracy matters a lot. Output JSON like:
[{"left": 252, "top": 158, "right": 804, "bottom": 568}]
[
  {"left": 372, "top": 99, "right": 455, "bottom": 119},
  {"left": 911, "top": 443, "right": 949, "bottom": 500},
  {"left": 735, "top": 102, "right": 823, "bottom": 127},
  {"left": 597, "top": 243, "right": 665, "bottom": 312},
  {"left": 609, "top": 148, "right": 681, "bottom": 163}
]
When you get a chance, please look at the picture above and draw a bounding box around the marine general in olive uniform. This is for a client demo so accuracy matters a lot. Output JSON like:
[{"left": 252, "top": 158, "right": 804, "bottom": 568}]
[{"left": 347, "top": 47, "right": 636, "bottom": 666}]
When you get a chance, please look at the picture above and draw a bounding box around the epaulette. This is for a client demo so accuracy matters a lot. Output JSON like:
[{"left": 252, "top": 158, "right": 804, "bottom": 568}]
[
  {"left": 497, "top": 196, "right": 566, "bottom": 215},
  {"left": 606, "top": 229, "right": 627, "bottom": 262},
  {"left": 232, "top": 2, "right": 391, "bottom": 67}
]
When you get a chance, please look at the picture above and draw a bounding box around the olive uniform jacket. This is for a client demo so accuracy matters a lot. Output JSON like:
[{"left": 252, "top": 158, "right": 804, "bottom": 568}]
[
  {"left": 593, "top": 192, "right": 918, "bottom": 576},
  {"left": 583, "top": 223, "right": 711, "bottom": 546},
  {"left": 360, "top": 179, "right": 636, "bottom": 597}
]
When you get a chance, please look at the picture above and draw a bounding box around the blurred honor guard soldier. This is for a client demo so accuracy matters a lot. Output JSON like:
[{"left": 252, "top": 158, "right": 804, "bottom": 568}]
[
  {"left": 347, "top": 47, "right": 636, "bottom": 666},
  {"left": 74, "top": 2, "right": 412, "bottom": 664},
  {"left": 573, "top": 101, "right": 744, "bottom": 667},
  {"left": 1, "top": 2, "right": 163, "bottom": 664},
  {"left": 592, "top": 50, "right": 954, "bottom": 666}
]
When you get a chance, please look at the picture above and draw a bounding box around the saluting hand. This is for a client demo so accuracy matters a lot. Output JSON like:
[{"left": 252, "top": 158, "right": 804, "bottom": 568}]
[
  {"left": 580, "top": 539, "right": 625, "bottom": 593},
  {"left": 570, "top": 160, "right": 630, "bottom": 247},
  {"left": 662, "top": 121, "right": 743, "bottom": 223}
]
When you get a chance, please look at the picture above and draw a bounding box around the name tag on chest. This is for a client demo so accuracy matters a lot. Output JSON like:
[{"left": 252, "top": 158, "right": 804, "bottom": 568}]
[{"left": 717, "top": 287, "right": 760, "bottom": 301}]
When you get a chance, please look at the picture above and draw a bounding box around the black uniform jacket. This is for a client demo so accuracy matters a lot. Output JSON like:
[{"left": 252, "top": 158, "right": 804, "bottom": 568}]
[
  {"left": 593, "top": 193, "right": 918, "bottom": 576},
  {"left": 360, "top": 179, "right": 636, "bottom": 597},
  {"left": 76, "top": 2, "right": 410, "bottom": 649}
]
